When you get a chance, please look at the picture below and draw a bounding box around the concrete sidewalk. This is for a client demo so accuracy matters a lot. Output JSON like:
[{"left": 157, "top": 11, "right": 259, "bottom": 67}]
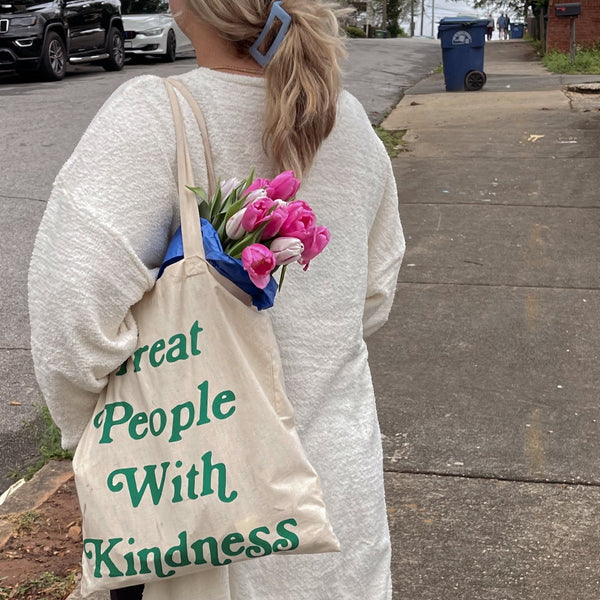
[{"left": 370, "top": 40, "right": 600, "bottom": 598}]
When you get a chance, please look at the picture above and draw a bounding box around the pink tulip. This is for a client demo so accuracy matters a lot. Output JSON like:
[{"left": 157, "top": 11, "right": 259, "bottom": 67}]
[
  {"left": 299, "top": 226, "right": 331, "bottom": 270},
  {"left": 245, "top": 177, "right": 270, "bottom": 195},
  {"left": 278, "top": 200, "right": 316, "bottom": 243},
  {"left": 267, "top": 170, "right": 301, "bottom": 201},
  {"left": 241, "top": 197, "right": 276, "bottom": 232},
  {"left": 241, "top": 244, "right": 276, "bottom": 289},
  {"left": 261, "top": 202, "right": 289, "bottom": 239},
  {"left": 242, "top": 188, "right": 269, "bottom": 207},
  {"left": 225, "top": 208, "right": 247, "bottom": 240},
  {"left": 269, "top": 237, "right": 304, "bottom": 266}
]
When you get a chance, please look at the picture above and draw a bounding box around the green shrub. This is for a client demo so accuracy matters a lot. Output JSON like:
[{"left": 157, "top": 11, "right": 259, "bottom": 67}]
[
  {"left": 527, "top": 36, "right": 544, "bottom": 57},
  {"left": 542, "top": 47, "right": 600, "bottom": 73},
  {"left": 345, "top": 26, "right": 366, "bottom": 38},
  {"left": 387, "top": 24, "right": 409, "bottom": 38}
]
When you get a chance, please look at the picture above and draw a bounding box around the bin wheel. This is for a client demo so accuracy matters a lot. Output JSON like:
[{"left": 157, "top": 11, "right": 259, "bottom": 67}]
[{"left": 465, "top": 70, "right": 486, "bottom": 91}]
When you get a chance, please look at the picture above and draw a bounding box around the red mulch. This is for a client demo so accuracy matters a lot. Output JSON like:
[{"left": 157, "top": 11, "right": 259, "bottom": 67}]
[{"left": 0, "top": 477, "right": 82, "bottom": 598}]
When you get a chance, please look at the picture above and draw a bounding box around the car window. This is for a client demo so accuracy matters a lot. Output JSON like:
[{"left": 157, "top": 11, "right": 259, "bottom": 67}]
[{"left": 120, "top": 0, "right": 170, "bottom": 15}]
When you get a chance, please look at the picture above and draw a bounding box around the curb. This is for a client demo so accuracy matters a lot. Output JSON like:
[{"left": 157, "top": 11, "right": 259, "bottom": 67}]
[{"left": 0, "top": 459, "right": 74, "bottom": 550}]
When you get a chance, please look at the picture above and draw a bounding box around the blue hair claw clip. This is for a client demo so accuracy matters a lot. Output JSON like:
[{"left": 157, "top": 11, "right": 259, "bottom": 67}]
[{"left": 249, "top": 1, "right": 292, "bottom": 68}]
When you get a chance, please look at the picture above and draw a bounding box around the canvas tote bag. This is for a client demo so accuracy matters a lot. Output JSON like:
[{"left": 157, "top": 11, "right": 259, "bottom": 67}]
[{"left": 73, "top": 78, "right": 340, "bottom": 596}]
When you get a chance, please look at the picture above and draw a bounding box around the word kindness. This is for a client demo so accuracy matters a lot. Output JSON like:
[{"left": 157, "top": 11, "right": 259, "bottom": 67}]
[{"left": 84, "top": 519, "right": 300, "bottom": 580}]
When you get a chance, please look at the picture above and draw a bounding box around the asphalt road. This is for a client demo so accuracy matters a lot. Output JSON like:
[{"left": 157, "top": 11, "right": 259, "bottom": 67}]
[{"left": 0, "top": 37, "right": 441, "bottom": 494}]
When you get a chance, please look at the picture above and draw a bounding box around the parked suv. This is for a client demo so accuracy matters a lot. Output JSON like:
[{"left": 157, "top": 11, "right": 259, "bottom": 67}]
[{"left": 0, "top": 0, "right": 125, "bottom": 80}]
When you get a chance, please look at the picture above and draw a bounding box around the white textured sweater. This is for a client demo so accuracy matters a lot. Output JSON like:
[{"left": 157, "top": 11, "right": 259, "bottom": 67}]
[{"left": 28, "top": 69, "right": 404, "bottom": 600}]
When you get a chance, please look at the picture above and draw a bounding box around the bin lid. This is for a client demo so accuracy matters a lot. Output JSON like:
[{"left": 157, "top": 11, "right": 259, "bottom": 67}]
[{"left": 438, "top": 16, "right": 490, "bottom": 30}]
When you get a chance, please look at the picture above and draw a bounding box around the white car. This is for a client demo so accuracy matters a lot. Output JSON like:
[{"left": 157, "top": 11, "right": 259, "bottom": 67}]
[{"left": 121, "top": 0, "right": 194, "bottom": 62}]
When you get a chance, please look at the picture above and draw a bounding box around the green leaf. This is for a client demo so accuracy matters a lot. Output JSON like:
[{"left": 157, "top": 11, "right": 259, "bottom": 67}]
[
  {"left": 224, "top": 197, "right": 246, "bottom": 222},
  {"left": 210, "top": 187, "right": 222, "bottom": 221},
  {"left": 187, "top": 185, "right": 207, "bottom": 201},
  {"left": 277, "top": 265, "right": 287, "bottom": 291},
  {"left": 240, "top": 167, "right": 256, "bottom": 193},
  {"left": 198, "top": 201, "right": 211, "bottom": 220},
  {"left": 226, "top": 225, "right": 267, "bottom": 258}
]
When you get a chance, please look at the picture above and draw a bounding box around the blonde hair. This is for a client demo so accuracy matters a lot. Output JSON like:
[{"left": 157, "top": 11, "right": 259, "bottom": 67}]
[{"left": 185, "top": 0, "right": 348, "bottom": 179}]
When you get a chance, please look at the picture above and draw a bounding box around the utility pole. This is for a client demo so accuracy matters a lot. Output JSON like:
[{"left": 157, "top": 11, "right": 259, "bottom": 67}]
[
  {"left": 431, "top": 0, "right": 435, "bottom": 37},
  {"left": 382, "top": 0, "right": 387, "bottom": 33},
  {"left": 420, "top": 0, "right": 425, "bottom": 35},
  {"left": 410, "top": 0, "right": 415, "bottom": 36},
  {"left": 366, "top": 0, "right": 374, "bottom": 37}
]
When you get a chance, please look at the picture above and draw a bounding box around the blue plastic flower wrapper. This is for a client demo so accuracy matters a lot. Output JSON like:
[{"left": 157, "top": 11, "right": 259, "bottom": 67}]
[{"left": 158, "top": 218, "right": 278, "bottom": 310}]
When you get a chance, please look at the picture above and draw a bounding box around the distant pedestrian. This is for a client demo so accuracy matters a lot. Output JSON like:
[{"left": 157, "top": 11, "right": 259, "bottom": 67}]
[
  {"left": 497, "top": 13, "right": 509, "bottom": 40},
  {"left": 505, "top": 13, "right": 511, "bottom": 38},
  {"left": 486, "top": 14, "right": 494, "bottom": 41}
]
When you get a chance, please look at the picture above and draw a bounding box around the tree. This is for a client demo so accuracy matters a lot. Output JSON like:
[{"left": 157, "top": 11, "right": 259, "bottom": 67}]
[
  {"left": 372, "top": 0, "right": 412, "bottom": 35},
  {"left": 386, "top": 0, "right": 403, "bottom": 36},
  {"left": 466, "top": 0, "right": 545, "bottom": 20},
  {"left": 342, "top": 0, "right": 411, "bottom": 36}
]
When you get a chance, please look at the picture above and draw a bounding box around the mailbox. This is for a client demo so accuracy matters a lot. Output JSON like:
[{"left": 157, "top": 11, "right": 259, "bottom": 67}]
[{"left": 555, "top": 3, "right": 581, "bottom": 16}]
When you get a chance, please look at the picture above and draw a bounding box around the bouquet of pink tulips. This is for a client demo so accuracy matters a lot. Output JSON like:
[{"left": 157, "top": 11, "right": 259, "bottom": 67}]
[{"left": 189, "top": 169, "right": 330, "bottom": 291}]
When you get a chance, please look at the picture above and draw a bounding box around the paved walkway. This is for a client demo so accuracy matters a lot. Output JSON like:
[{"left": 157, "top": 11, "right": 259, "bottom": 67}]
[{"left": 372, "top": 39, "right": 600, "bottom": 598}]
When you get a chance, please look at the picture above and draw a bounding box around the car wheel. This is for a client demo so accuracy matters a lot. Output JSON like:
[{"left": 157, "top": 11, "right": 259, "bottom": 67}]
[
  {"left": 164, "top": 29, "right": 176, "bottom": 62},
  {"left": 40, "top": 31, "right": 66, "bottom": 81},
  {"left": 102, "top": 26, "right": 125, "bottom": 71}
]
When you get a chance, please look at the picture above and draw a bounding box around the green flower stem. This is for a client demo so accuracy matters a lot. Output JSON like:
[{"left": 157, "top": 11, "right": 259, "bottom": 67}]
[{"left": 226, "top": 225, "right": 267, "bottom": 258}]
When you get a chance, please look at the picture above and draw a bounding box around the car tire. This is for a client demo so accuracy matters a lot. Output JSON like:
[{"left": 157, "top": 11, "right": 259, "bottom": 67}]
[
  {"left": 164, "top": 29, "right": 176, "bottom": 62},
  {"left": 102, "top": 26, "right": 125, "bottom": 71},
  {"left": 40, "top": 31, "right": 66, "bottom": 81}
]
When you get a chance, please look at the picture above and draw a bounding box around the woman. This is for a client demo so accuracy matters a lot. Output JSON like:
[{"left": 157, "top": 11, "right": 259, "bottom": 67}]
[
  {"left": 28, "top": 0, "right": 405, "bottom": 598},
  {"left": 486, "top": 14, "right": 494, "bottom": 41}
]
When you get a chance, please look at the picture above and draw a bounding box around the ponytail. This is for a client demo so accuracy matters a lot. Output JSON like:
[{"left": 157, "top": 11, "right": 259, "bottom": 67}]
[
  {"left": 262, "top": 1, "right": 348, "bottom": 178},
  {"left": 184, "top": 0, "right": 348, "bottom": 179}
]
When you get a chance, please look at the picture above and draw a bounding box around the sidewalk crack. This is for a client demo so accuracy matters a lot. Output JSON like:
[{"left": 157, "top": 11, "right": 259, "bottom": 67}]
[{"left": 384, "top": 467, "right": 600, "bottom": 488}]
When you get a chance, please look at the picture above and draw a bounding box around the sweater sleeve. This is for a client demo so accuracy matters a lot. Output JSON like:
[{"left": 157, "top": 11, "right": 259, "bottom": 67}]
[
  {"left": 28, "top": 75, "right": 176, "bottom": 450},
  {"left": 362, "top": 159, "right": 405, "bottom": 338}
]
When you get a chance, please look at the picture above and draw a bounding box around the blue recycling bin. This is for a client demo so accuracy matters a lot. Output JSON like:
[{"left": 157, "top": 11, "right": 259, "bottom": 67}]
[
  {"left": 510, "top": 23, "right": 524, "bottom": 38},
  {"left": 437, "top": 17, "right": 488, "bottom": 91}
]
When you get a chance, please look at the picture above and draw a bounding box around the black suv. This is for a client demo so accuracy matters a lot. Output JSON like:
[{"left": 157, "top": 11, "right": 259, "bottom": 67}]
[{"left": 0, "top": 0, "right": 125, "bottom": 80}]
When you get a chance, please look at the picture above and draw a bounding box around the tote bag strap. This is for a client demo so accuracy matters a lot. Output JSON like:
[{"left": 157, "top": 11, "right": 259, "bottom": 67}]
[
  {"left": 164, "top": 78, "right": 205, "bottom": 259},
  {"left": 164, "top": 78, "right": 253, "bottom": 307},
  {"left": 166, "top": 77, "right": 217, "bottom": 199}
]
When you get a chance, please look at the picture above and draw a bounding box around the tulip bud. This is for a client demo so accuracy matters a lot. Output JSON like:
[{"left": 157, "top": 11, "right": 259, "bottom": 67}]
[
  {"left": 225, "top": 208, "right": 248, "bottom": 240},
  {"left": 299, "top": 226, "right": 331, "bottom": 270},
  {"left": 241, "top": 197, "right": 276, "bottom": 232},
  {"left": 220, "top": 177, "right": 241, "bottom": 199},
  {"left": 270, "top": 237, "right": 304, "bottom": 266},
  {"left": 241, "top": 243, "right": 276, "bottom": 289},
  {"left": 242, "top": 188, "right": 269, "bottom": 207},
  {"left": 268, "top": 170, "right": 301, "bottom": 201}
]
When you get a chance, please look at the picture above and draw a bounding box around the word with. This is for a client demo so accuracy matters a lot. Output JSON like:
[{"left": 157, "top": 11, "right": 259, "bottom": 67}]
[
  {"left": 94, "top": 381, "right": 235, "bottom": 445},
  {"left": 116, "top": 321, "right": 203, "bottom": 376},
  {"left": 107, "top": 454, "right": 237, "bottom": 508},
  {"left": 84, "top": 519, "right": 300, "bottom": 580}
]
